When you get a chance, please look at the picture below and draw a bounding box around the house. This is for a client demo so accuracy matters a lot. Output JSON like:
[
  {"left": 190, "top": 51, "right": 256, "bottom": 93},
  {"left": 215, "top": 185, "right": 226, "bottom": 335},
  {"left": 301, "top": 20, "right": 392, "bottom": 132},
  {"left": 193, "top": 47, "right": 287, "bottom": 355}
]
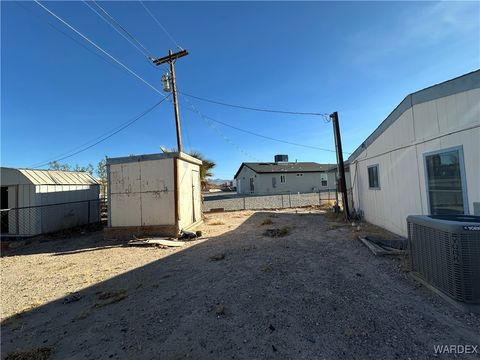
[
  {"left": 0, "top": 167, "right": 100, "bottom": 236},
  {"left": 234, "top": 155, "right": 349, "bottom": 195},
  {"left": 104, "top": 152, "right": 202, "bottom": 239},
  {"left": 348, "top": 70, "right": 480, "bottom": 237}
]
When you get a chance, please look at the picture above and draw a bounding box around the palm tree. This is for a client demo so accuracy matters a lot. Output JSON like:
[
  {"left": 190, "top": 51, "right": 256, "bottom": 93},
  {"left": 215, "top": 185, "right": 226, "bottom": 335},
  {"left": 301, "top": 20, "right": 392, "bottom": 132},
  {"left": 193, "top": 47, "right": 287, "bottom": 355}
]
[
  {"left": 187, "top": 151, "right": 216, "bottom": 190},
  {"left": 161, "top": 147, "right": 216, "bottom": 190}
]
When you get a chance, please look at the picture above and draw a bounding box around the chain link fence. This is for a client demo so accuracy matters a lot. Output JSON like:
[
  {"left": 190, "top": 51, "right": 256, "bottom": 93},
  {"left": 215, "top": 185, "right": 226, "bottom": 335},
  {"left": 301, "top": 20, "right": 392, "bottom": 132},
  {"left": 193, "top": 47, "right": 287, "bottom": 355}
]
[
  {"left": 203, "top": 190, "right": 342, "bottom": 212},
  {"left": 1, "top": 199, "right": 102, "bottom": 236}
]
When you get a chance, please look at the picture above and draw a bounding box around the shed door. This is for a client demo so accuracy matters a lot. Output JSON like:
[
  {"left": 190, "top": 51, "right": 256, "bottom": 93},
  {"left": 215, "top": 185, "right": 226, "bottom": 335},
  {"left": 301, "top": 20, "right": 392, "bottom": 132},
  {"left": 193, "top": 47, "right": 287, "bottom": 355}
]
[{"left": 192, "top": 170, "right": 201, "bottom": 223}]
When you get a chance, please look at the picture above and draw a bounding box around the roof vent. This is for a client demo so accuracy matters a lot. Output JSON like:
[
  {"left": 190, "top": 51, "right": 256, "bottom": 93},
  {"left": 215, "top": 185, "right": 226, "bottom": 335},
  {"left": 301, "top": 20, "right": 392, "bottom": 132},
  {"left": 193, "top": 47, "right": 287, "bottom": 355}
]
[{"left": 274, "top": 154, "right": 288, "bottom": 163}]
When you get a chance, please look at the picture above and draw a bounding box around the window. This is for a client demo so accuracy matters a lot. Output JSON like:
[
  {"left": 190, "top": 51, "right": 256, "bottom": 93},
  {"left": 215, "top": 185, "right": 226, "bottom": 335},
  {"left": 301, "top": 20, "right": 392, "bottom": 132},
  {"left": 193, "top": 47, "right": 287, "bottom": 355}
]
[
  {"left": 320, "top": 173, "right": 328, "bottom": 187},
  {"left": 280, "top": 175, "right": 286, "bottom": 183},
  {"left": 272, "top": 177, "right": 277, "bottom": 188},
  {"left": 425, "top": 147, "right": 467, "bottom": 215},
  {"left": 368, "top": 165, "right": 380, "bottom": 189},
  {"left": 296, "top": 173, "right": 303, "bottom": 176}
]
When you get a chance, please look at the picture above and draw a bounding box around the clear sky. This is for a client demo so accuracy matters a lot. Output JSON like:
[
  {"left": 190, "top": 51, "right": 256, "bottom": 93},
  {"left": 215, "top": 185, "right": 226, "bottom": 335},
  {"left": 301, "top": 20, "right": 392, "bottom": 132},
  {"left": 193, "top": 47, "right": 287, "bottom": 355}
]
[{"left": 2, "top": 1, "right": 479, "bottom": 179}]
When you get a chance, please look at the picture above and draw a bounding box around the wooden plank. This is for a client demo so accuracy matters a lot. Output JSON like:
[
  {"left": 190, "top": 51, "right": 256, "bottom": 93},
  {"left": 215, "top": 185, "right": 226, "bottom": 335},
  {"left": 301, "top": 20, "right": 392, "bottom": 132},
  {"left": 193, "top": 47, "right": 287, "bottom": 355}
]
[
  {"left": 128, "top": 239, "right": 185, "bottom": 247},
  {"left": 358, "top": 237, "right": 388, "bottom": 256}
]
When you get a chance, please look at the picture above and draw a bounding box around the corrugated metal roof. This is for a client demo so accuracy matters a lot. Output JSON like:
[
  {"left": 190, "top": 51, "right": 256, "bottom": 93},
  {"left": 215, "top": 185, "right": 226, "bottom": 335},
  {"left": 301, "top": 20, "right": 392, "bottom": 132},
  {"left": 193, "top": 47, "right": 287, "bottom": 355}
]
[
  {"left": 2, "top": 167, "right": 100, "bottom": 185},
  {"left": 234, "top": 162, "right": 336, "bottom": 179}
]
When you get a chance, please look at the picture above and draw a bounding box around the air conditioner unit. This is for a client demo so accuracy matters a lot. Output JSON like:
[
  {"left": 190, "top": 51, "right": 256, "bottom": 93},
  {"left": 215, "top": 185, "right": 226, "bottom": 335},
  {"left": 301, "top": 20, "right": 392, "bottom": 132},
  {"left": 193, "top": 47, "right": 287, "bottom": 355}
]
[{"left": 407, "top": 215, "right": 480, "bottom": 308}]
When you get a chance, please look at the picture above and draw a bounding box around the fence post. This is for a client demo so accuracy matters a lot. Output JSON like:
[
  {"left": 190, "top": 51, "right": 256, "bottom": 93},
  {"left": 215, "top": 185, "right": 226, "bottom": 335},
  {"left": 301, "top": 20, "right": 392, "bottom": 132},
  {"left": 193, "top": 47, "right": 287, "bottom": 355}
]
[
  {"left": 281, "top": 194, "right": 284, "bottom": 208},
  {"left": 88, "top": 200, "right": 91, "bottom": 223},
  {"left": 318, "top": 191, "right": 321, "bottom": 206},
  {"left": 243, "top": 196, "right": 246, "bottom": 210},
  {"left": 288, "top": 192, "right": 291, "bottom": 208}
]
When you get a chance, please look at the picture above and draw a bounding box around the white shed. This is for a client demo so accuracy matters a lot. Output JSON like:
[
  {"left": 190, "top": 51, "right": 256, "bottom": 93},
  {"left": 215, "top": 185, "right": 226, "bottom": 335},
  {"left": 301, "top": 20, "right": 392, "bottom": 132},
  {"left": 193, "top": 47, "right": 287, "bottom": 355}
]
[
  {"left": 0, "top": 167, "right": 100, "bottom": 236},
  {"left": 348, "top": 70, "right": 480, "bottom": 237},
  {"left": 105, "top": 152, "right": 202, "bottom": 239}
]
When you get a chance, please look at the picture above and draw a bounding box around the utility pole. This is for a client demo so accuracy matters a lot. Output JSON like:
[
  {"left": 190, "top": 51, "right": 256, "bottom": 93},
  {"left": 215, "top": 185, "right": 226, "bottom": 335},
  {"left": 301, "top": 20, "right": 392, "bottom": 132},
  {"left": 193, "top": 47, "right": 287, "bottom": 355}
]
[
  {"left": 330, "top": 111, "right": 350, "bottom": 220},
  {"left": 152, "top": 49, "right": 188, "bottom": 153}
]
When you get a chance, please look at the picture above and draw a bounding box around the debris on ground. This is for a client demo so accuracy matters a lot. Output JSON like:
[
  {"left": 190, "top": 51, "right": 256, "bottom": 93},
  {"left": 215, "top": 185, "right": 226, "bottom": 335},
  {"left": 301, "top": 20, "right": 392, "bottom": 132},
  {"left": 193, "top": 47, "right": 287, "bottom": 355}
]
[
  {"left": 4, "top": 347, "right": 51, "bottom": 360},
  {"left": 179, "top": 230, "right": 198, "bottom": 240},
  {"left": 358, "top": 236, "right": 405, "bottom": 256},
  {"left": 263, "top": 227, "right": 290, "bottom": 237},
  {"left": 62, "top": 293, "right": 82, "bottom": 304},
  {"left": 128, "top": 239, "right": 185, "bottom": 247},
  {"left": 209, "top": 253, "right": 226, "bottom": 261}
]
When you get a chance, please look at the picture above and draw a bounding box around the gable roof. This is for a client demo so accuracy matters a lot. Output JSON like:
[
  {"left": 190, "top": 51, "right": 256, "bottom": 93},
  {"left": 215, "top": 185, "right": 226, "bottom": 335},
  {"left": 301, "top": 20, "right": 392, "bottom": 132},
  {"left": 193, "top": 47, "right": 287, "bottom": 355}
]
[
  {"left": 1, "top": 167, "right": 99, "bottom": 185},
  {"left": 234, "top": 162, "right": 336, "bottom": 179},
  {"left": 347, "top": 69, "right": 480, "bottom": 163}
]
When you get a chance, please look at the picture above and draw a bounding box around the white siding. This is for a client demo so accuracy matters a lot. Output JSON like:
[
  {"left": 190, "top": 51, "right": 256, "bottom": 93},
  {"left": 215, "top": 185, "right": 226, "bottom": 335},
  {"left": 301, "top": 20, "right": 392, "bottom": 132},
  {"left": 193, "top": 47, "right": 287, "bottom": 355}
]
[{"left": 351, "top": 87, "right": 480, "bottom": 237}]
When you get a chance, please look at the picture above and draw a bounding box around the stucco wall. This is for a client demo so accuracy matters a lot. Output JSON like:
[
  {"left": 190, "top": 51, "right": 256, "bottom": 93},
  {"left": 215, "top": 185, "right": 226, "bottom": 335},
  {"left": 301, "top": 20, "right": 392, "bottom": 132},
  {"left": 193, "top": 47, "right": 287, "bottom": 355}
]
[{"left": 350, "top": 87, "right": 480, "bottom": 237}]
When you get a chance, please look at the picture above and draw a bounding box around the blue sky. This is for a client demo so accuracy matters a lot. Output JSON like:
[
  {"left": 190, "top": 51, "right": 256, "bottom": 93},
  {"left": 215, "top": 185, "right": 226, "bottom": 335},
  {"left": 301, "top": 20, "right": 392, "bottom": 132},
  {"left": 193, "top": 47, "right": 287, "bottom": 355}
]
[{"left": 2, "top": 1, "right": 479, "bottom": 179}]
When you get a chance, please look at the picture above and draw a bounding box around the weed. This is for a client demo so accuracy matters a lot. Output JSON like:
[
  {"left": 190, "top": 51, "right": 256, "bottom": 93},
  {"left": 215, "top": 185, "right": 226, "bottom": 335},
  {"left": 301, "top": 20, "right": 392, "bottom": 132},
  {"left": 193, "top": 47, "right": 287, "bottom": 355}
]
[
  {"left": 264, "top": 227, "right": 291, "bottom": 238},
  {"left": 4, "top": 347, "right": 51, "bottom": 360},
  {"left": 216, "top": 305, "right": 225, "bottom": 316},
  {"left": 260, "top": 218, "right": 273, "bottom": 226},
  {"left": 209, "top": 220, "right": 225, "bottom": 226},
  {"left": 94, "top": 289, "right": 127, "bottom": 307},
  {"left": 209, "top": 253, "right": 226, "bottom": 261}
]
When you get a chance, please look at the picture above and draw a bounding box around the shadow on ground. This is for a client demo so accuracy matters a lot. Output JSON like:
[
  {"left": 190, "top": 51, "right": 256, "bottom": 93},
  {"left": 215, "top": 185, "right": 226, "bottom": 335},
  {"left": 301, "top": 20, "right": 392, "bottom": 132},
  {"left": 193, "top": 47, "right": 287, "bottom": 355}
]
[
  {"left": 1, "top": 223, "right": 125, "bottom": 258},
  {"left": 2, "top": 211, "right": 479, "bottom": 360}
]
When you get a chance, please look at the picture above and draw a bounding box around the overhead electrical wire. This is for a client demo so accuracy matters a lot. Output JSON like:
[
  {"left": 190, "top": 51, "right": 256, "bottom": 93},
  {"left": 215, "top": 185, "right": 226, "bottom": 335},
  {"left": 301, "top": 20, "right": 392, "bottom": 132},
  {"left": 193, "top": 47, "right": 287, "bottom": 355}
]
[
  {"left": 179, "top": 92, "right": 330, "bottom": 117},
  {"left": 82, "top": 0, "right": 153, "bottom": 60},
  {"left": 138, "top": 0, "right": 184, "bottom": 51},
  {"left": 91, "top": 0, "right": 155, "bottom": 59},
  {"left": 14, "top": 1, "right": 123, "bottom": 71},
  {"left": 30, "top": 95, "right": 171, "bottom": 169},
  {"left": 33, "top": 0, "right": 165, "bottom": 97},
  {"left": 177, "top": 95, "right": 350, "bottom": 155},
  {"left": 178, "top": 93, "right": 260, "bottom": 161},
  {"left": 30, "top": 0, "right": 347, "bottom": 163}
]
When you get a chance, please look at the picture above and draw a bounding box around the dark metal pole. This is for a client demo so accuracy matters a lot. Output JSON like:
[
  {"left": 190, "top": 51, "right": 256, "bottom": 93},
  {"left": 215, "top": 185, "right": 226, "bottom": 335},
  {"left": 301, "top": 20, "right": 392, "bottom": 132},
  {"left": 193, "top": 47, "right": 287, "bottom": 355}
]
[
  {"left": 169, "top": 50, "right": 183, "bottom": 153},
  {"left": 330, "top": 111, "right": 350, "bottom": 219}
]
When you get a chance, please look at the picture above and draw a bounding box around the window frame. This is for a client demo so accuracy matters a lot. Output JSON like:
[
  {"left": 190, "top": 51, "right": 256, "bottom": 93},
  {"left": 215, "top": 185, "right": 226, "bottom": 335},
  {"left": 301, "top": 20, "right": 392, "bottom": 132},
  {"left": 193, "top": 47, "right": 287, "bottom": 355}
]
[
  {"left": 367, "top": 164, "right": 380, "bottom": 190},
  {"left": 320, "top": 172, "right": 328, "bottom": 187},
  {"left": 280, "top": 175, "right": 286, "bottom": 183},
  {"left": 423, "top": 145, "right": 469, "bottom": 215}
]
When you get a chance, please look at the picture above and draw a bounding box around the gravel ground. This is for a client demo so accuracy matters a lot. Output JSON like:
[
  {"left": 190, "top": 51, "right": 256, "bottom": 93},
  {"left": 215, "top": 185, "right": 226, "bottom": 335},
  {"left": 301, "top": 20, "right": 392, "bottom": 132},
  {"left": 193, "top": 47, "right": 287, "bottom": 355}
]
[
  {"left": 1, "top": 208, "right": 479, "bottom": 359},
  {"left": 203, "top": 192, "right": 336, "bottom": 212}
]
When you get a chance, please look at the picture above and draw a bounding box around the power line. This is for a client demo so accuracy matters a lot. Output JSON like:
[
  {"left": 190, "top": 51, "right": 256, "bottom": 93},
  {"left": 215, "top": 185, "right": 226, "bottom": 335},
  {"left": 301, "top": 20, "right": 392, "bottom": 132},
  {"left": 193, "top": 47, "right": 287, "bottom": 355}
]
[
  {"left": 33, "top": 0, "right": 165, "bottom": 96},
  {"left": 14, "top": 1, "right": 122, "bottom": 71},
  {"left": 31, "top": 95, "right": 171, "bottom": 168},
  {"left": 82, "top": 0, "right": 152, "bottom": 60},
  {"left": 178, "top": 98, "right": 350, "bottom": 155},
  {"left": 138, "top": 0, "right": 183, "bottom": 51},
  {"left": 90, "top": 0, "right": 155, "bottom": 59},
  {"left": 179, "top": 93, "right": 260, "bottom": 161},
  {"left": 180, "top": 91, "right": 330, "bottom": 117}
]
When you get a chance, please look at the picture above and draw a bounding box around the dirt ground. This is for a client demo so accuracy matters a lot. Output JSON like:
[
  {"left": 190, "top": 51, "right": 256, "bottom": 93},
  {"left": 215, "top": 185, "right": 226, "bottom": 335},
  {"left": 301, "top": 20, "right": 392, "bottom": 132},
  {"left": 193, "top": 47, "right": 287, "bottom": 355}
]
[{"left": 1, "top": 208, "right": 479, "bottom": 359}]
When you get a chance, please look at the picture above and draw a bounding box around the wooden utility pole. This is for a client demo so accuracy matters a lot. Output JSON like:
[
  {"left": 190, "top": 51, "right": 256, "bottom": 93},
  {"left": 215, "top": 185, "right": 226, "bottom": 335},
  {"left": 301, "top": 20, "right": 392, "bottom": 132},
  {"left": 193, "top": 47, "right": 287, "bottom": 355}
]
[
  {"left": 330, "top": 111, "right": 350, "bottom": 220},
  {"left": 152, "top": 49, "right": 188, "bottom": 153}
]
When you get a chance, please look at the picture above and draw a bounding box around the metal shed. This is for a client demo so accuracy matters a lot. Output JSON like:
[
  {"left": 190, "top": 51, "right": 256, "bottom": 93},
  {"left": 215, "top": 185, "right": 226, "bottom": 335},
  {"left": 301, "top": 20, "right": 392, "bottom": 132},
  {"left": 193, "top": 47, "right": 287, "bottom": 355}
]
[
  {"left": 1, "top": 167, "right": 100, "bottom": 236},
  {"left": 104, "top": 152, "right": 202, "bottom": 239}
]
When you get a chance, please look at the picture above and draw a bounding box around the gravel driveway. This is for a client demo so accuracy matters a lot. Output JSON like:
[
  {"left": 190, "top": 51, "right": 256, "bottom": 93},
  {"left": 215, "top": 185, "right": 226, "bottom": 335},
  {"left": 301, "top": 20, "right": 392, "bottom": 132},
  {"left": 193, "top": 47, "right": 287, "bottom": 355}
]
[{"left": 1, "top": 209, "right": 479, "bottom": 359}]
